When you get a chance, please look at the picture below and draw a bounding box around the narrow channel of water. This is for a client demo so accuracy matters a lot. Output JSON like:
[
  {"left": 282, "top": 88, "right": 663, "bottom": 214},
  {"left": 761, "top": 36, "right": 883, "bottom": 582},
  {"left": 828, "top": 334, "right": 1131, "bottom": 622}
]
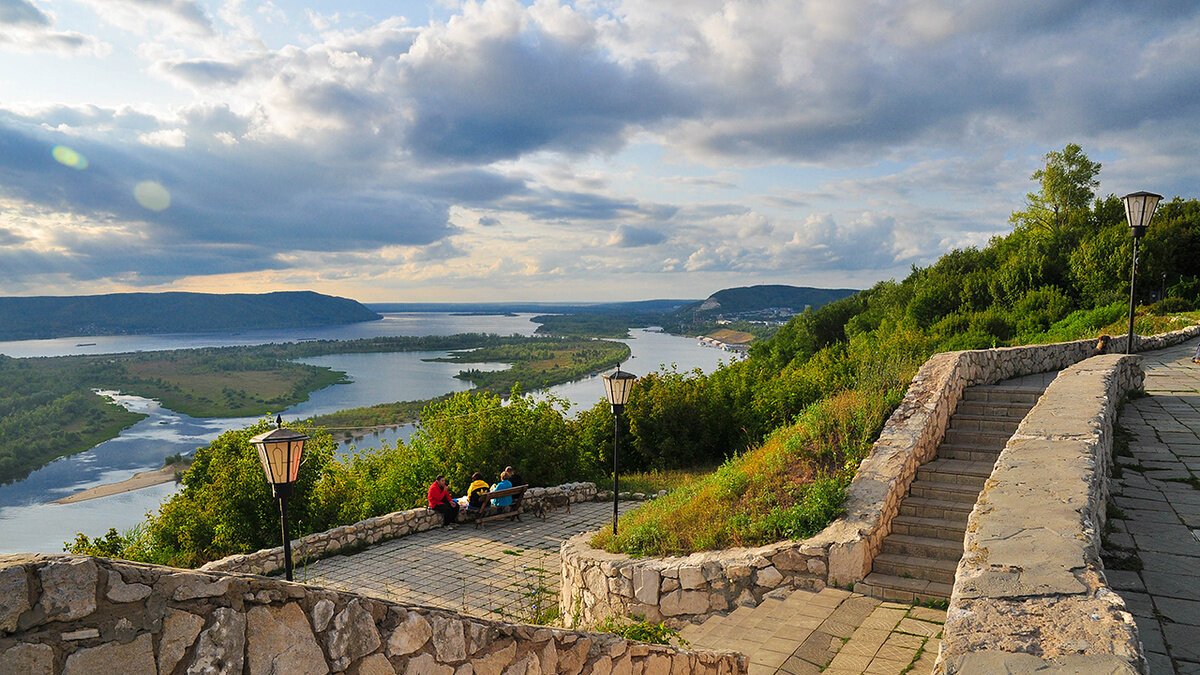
[{"left": 0, "top": 316, "right": 733, "bottom": 553}]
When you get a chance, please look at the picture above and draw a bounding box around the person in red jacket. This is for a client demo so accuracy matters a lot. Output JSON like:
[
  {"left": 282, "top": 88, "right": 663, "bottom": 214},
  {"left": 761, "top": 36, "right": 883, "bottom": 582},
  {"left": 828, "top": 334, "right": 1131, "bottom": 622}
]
[{"left": 427, "top": 474, "right": 459, "bottom": 527}]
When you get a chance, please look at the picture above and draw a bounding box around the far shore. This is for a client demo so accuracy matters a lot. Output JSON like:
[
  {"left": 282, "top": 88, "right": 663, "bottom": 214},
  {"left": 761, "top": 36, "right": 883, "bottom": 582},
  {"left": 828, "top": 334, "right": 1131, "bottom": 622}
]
[{"left": 52, "top": 461, "right": 191, "bottom": 505}]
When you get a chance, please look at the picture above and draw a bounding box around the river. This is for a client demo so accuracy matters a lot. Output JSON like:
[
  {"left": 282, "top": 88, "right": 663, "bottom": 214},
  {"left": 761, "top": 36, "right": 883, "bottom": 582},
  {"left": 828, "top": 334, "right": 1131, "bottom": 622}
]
[{"left": 0, "top": 313, "right": 734, "bottom": 554}]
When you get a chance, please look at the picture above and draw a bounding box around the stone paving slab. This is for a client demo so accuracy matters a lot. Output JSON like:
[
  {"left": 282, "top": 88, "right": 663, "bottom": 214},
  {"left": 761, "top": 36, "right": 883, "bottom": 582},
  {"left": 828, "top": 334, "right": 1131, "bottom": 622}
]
[
  {"left": 301, "top": 500, "right": 637, "bottom": 622},
  {"left": 1110, "top": 338, "right": 1200, "bottom": 674}
]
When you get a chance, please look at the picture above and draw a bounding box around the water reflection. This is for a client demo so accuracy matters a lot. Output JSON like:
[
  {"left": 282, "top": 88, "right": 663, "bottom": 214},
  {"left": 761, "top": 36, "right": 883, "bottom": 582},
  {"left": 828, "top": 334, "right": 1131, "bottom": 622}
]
[{"left": 0, "top": 320, "right": 731, "bottom": 554}]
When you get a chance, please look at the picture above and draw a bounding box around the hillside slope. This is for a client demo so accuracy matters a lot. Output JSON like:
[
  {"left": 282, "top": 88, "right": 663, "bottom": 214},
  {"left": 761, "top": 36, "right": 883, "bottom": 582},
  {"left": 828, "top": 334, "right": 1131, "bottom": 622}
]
[
  {"left": 0, "top": 291, "right": 380, "bottom": 340},
  {"left": 679, "top": 284, "right": 859, "bottom": 317}
]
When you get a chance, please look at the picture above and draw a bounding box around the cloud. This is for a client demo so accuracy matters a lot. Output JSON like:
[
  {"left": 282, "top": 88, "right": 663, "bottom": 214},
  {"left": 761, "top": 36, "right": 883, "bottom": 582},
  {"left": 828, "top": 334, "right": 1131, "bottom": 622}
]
[
  {"left": 76, "top": 0, "right": 214, "bottom": 38},
  {"left": 0, "top": 0, "right": 108, "bottom": 55},
  {"left": 0, "top": 0, "right": 49, "bottom": 27},
  {"left": 401, "top": 1, "right": 694, "bottom": 162},
  {"left": 608, "top": 224, "right": 665, "bottom": 248},
  {"left": 3, "top": 0, "right": 1200, "bottom": 298}
]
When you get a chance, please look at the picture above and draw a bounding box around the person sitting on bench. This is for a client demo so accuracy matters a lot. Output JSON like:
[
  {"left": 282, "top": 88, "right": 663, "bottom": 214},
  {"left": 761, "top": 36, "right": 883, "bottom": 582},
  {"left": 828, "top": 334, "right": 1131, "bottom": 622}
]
[
  {"left": 505, "top": 465, "right": 526, "bottom": 488},
  {"left": 491, "top": 470, "right": 514, "bottom": 512},
  {"left": 427, "top": 474, "right": 459, "bottom": 527},
  {"left": 466, "top": 472, "right": 490, "bottom": 511}
]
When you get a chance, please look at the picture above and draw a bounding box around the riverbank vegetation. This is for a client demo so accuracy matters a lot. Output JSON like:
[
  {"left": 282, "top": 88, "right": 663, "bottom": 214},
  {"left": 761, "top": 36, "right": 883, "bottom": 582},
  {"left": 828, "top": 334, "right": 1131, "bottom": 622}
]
[
  {"left": 67, "top": 146, "right": 1200, "bottom": 566},
  {"left": 2, "top": 334, "right": 626, "bottom": 485}
]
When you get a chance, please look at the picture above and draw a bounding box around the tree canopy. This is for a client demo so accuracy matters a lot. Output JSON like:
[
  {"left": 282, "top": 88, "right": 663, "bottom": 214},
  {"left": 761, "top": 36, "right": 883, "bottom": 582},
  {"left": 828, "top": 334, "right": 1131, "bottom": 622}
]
[{"left": 1012, "top": 143, "right": 1102, "bottom": 233}]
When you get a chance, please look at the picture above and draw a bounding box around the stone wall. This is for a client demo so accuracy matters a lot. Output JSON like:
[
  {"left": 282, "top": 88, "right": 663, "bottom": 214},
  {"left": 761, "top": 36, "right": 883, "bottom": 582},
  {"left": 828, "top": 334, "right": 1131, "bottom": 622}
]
[
  {"left": 560, "top": 325, "right": 1200, "bottom": 628},
  {"left": 0, "top": 553, "right": 746, "bottom": 674},
  {"left": 202, "top": 483, "right": 597, "bottom": 577},
  {"left": 935, "top": 354, "right": 1147, "bottom": 674}
]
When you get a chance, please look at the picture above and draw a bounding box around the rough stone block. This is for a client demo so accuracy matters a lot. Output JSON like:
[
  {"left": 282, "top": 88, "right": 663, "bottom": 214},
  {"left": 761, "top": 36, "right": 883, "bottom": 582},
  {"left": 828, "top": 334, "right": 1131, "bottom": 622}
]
[
  {"left": 0, "top": 566, "right": 30, "bottom": 632},
  {"left": 38, "top": 558, "right": 97, "bottom": 622},
  {"left": 0, "top": 642, "right": 53, "bottom": 675},
  {"left": 64, "top": 633, "right": 155, "bottom": 675},
  {"left": 247, "top": 602, "right": 328, "bottom": 675}
]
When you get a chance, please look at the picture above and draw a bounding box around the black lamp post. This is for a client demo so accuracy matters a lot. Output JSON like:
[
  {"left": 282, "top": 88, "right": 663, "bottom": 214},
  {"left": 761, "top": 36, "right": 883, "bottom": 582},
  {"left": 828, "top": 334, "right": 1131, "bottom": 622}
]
[
  {"left": 602, "top": 364, "right": 636, "bottom": 536},
  {"left": 1121, "top": 191, "right": 1163, "bottom": 354},
  {"left": 250, "top": 415, "right": 308, "bottom": 581}
]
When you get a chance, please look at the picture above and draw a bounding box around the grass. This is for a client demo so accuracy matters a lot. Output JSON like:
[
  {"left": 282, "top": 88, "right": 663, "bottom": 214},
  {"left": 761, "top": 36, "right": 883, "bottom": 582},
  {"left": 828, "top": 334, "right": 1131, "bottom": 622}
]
[
  {"left": 591, "top": 386, "right": 902, "bottom": 556},
  {"left": 592, "top": 466, "right": 715, "bottom": 496}
]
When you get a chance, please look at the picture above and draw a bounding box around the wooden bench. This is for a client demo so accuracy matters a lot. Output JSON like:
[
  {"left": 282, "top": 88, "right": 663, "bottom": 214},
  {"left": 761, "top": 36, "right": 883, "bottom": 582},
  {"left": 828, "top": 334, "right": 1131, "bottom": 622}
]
[{"left": 472, "top": 485, "right": 528, "bottom": 529}]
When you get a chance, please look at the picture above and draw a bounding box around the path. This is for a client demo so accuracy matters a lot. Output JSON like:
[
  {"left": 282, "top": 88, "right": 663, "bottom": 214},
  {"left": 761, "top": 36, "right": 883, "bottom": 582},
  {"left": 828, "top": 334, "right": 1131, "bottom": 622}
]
[
  {"left": 303, "top": 499, "right": 946, "bottom": 673},
  {"left": 1108, "top": 338, "right": 1200, "bottom": 674},
  {"left": 300, "top": 500, "right": 638, "bottom": 623}
]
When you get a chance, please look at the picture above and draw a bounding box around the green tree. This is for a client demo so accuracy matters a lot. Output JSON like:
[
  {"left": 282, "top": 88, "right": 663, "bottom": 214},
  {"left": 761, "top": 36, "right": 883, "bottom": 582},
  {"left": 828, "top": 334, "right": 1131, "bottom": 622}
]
[{"left": 1012, "top": 143, "right": 1101, "bottom": 234}]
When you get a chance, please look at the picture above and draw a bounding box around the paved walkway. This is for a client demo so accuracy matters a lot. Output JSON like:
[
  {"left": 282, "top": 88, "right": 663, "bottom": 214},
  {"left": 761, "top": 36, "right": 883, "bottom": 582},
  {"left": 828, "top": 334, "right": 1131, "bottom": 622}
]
[
  {"left": 300, "top": 500, "right": 638, "bottom": 623},
  {"left": 1109, "top": 338, "right": 1200, "bottom": 675},
  {"left": 680, "top": 588, "right": 945, "bottom": 675},
  {"left": 302, "top": 499, "right": 945, "bottom": 673}
]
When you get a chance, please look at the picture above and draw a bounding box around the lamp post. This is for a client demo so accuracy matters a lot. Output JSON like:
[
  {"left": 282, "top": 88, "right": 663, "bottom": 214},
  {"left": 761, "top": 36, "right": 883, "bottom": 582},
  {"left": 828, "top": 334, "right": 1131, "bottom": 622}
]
[
  {"left": 602, "top": 364, "right": 637, "bottom": 536},
  {"left": 250, "top": 415, "right": 308, "bottom": 581},
  {"left": 1121, "top": 191, "right": 1163, "bottom": 354}
]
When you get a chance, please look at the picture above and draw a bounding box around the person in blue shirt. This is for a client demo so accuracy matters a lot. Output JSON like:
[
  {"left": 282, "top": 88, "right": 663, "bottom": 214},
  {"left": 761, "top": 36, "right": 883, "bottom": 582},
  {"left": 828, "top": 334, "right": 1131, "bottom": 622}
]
[{"left": 491, "top": 470, "right": 514, "bottom": 511}]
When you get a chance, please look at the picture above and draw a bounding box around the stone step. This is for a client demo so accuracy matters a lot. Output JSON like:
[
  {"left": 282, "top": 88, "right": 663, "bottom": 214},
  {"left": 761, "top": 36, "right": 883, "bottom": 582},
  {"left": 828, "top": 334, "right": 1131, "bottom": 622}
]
[
  {"left": 916, "top": 459, "right": 994, "bottom": 487},
  {"left": 880, "top": 534, "right": 964, "bottom": 561},
  {"left": 961, "top": 387, "right": 1043, "bottom": 405},
  {"left": 936, "top": 443, "right": 1002, "bottom": 463},
  {"left": 953, "top": 399, "right": 1036, "bottom": 419},
  {"left": 908, "top": 479, "right": 981, "bottom": 504},
  {"left": 857, "top": 573, "right": 952, "bottom": 603},
  {"left": 872, "top": 552, "right": 959, "bottom": 583},
  {"left": 890, "top": 514, "right": 968, "bottom": 542},
  {"left": 942, "top": 428, "right": 1015, "bottom": 449},
  {"left": 898, "top": 496, "right": 973, "bottom": 522},
  {"left": 946, "top": 414, "right": 1023, "bottom": 433}
]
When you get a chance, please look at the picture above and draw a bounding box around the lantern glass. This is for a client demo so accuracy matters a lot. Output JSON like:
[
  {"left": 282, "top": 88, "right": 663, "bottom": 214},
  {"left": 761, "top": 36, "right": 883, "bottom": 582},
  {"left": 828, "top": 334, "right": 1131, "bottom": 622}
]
[
  {"left": 602, "top": 368, "right": 637, "bottom": 407},
  {"left": 250, "top": 427, "right": 308, "bottom": 486},
  {"left": 1122, "top": 191, "right": 1163, "bottom": 234}
]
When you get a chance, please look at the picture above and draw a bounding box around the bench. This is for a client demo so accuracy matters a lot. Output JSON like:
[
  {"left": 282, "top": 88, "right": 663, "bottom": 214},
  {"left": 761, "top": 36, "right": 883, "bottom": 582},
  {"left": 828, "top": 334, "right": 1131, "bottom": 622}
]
[{"left": 472, "top": 485, "right": 528, "bottom": 529}]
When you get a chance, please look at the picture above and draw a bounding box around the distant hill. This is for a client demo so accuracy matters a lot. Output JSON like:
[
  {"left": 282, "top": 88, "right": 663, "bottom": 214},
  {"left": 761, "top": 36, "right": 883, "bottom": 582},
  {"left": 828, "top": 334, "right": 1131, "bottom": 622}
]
[
  {"left": 676, "top": 284, "right": 859, "bottom": 318},
  {"left": 367, "top": 300, "right": 694, "bottom": 314},
  {"left": 0, "top": 291, "right": 380, "bottom": 340}
]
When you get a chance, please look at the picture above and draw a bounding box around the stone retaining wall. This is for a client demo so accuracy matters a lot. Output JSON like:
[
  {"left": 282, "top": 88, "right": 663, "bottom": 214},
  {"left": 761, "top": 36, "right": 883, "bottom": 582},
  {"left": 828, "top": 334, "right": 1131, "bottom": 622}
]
[
  {"left": 202, "top": 482, "right": 597, "bottom": 576},
  {"left": 560, "top": 325, "right": 1200, "bottom": 628},
  {"left": 0, "top": 553, "right": 746, "bottom": 674},
  {"left": 935, "top": 354, "right": 1147, "bottom": 674}
]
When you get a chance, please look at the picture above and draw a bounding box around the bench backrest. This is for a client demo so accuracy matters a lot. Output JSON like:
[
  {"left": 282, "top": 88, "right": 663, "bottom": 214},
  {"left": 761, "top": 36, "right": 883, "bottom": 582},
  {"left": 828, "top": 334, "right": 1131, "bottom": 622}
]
[{"left": 483, "top": 485, "right": 527, "bottom": 500}]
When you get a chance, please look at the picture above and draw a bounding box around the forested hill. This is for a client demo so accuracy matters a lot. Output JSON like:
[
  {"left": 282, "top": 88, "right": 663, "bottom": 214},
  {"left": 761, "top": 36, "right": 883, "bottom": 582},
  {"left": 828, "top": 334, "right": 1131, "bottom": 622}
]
[
  {"left": 0, "top": 291, "right": 380, "bottom": 340},
  {"left": 678, "top": 284, "right": 859, "bottom": 318}
]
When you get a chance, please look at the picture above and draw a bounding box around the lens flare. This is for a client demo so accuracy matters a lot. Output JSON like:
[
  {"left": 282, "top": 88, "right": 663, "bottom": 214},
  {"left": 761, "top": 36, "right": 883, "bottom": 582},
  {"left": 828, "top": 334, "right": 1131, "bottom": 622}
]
[
  {"left": 52, "top": 145, "right": 88, "bottom": 170},
  {"left": 134, "top": 181, "right": 171, "bottom": 211}
]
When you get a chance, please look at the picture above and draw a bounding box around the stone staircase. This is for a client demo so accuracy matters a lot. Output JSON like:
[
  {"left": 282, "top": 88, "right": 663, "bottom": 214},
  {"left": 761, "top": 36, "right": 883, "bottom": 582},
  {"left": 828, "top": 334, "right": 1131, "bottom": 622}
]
[
  {"left": 677, "top": 586, "right": 944, "bottom": 675},
  {"left": 857, "top": 382, "right": 1046, "bottom": 603}
]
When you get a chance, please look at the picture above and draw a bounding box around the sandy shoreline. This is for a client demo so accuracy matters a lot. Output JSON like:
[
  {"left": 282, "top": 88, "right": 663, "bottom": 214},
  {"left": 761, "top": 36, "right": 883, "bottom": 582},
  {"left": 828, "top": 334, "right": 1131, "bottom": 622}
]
[{"left": 52, "top": 462, "right": 190, "bottom": 505}]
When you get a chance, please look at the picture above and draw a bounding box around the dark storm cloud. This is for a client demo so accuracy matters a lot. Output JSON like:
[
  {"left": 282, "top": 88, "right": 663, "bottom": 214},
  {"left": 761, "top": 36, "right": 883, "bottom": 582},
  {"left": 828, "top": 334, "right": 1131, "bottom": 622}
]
[
  {"left": 0, "top": 0, "right": 50, "bottom": 26},
  {"left": 404, "top": 34, "right": 694, "bottom": 162},
  {"left": 609, "top": 225, "right": 665, "bottom": 248},
  {"left": 0, "top": 117, "right": 454, "bottom": 282},
  {"left": 680, "top": 1, "right": 1200, "bottom": 163},
  {"left": 411, "top": 170, "right": 528, "bottom": 203}
]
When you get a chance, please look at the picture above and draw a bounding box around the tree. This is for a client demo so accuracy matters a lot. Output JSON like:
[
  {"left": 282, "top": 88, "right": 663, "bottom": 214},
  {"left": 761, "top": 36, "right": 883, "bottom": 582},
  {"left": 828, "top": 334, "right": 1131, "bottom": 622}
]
[{"left": 1011, "top": 143, "right": 1101, "bottom": 233}]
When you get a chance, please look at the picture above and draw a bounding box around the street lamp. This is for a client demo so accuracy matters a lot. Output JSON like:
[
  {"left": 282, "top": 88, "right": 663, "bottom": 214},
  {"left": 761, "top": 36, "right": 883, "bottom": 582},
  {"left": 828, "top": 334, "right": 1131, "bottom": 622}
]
[
  {"left": 250, "top": 415, "right": 308, "bottom": 581},
  {"left": 1121, "top": 191, "right": 1163, "bottom": 354},
  {"left": 602, "top": 364, "right": 637, "bottom": 536}
]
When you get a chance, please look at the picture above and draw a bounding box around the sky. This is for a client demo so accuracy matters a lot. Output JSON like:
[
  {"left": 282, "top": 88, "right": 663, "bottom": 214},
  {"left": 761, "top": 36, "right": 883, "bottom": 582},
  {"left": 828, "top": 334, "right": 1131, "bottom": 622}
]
[{"left": 1, "top": 0, "right": 1198, "bottom": 303}]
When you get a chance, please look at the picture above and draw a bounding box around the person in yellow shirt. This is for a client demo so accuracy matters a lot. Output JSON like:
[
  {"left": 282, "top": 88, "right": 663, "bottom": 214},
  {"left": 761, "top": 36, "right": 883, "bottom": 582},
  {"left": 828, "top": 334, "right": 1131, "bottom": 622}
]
[{"left": 466, "top": 472, "right": 490, "bottom": 511}]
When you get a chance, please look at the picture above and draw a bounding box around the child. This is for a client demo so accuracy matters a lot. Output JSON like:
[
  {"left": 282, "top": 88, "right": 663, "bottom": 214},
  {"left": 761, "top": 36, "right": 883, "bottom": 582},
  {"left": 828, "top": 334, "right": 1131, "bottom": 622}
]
[{"left": 466, "top": 472, "right": 490, "bottom": 510}]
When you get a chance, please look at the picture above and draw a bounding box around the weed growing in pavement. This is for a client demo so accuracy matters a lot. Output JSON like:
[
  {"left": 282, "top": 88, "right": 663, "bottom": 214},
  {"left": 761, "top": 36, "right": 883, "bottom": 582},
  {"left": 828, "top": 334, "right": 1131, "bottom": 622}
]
[
  {"left": 596, "top": 615, "right": 689, "bottom": 647},
  {"left": 917, "top": 598, "right": 949, "bottom": 611},
  {"left": 496, "top": 553, "right": 560, "bottom": 626}
]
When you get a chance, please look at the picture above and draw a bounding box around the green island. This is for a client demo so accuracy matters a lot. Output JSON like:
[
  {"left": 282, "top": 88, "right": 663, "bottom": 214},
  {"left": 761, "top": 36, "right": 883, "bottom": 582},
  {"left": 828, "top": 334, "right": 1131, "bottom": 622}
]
[{"left": 0, "top": 334, "right": 628, "bottom": 485}]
